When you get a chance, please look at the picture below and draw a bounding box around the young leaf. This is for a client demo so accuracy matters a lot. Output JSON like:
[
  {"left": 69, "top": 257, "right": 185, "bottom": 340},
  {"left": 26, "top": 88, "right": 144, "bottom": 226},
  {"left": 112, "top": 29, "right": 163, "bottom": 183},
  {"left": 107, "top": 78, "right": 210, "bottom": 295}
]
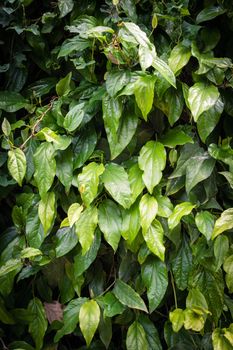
[
  {"left": 102, "top": 163, "right": 132, "bottom": 209},
  {"left": 139, "top": 194, "right": 158, "bottom": 233},
  {"left": 212, "top": 208, "right": 233, "bottom": 239},
  {"left": 113, "top": 279, "right": 148, "bottom": 312},
  {"left": 68, "top": 202, "right": 83, "bottom": 227},
  {"left": 128, "top": 163, "right": 145, "bottom": 203},
  {"left": 142, "top": 219, "right": 165, "bottom": 261},
  {"left": 168, "top": 202, "right": 195, "bottom": 230},
  {"left": 214, "top": 235, "right": 229, "bottom": 271},
  {"left": 212, "top": 328, "right": 233, "bottom": 350},
  {"left": 98, "top": 199, "right": 122, "bottom": 252},
  {"left": 195, "top": 211, "right": 215, "bottom": 241},
  {"left": 28, "top": 298, "right": 47, "bottom": 350},
  {"left": 138, "top": 141, "right": 166, "bottom": 194},
  {"left": 141, "top": 257, "right": 168, "bottom": 313},
  {"left": 126, "top": 321, "right": 149, "bottom": 350},
  {"left": 33, "top": 142, "right": 56, "bottom": 197},
  {"left": 2, "top": 118, "right": 11, "bottom": 136},
  {"left": 121, "top": 201, "right": 140, "bottom": 243},
  {"left": 188, "top": 82, "right": 219, "bottom": 121},
  {"left": 168, "top": 44, "right": 191, "bottom": 74},
  {"left": 79, "top": 300, "right": 100, "bottom": 347},
  {"left": 152, "top": 56, "right": 176, "bottom": 87},
  {"left": 38, "top": 192, "right": 56, "bottom": 236},
  {"left": 169, "top": 309, "right": 185, "bottom": 333},
  {"left": 77, "top": 162, "right": 105, "bottom": 207},
  {"left": 8, "top": 148, "right": 26, "bottom": 186}
]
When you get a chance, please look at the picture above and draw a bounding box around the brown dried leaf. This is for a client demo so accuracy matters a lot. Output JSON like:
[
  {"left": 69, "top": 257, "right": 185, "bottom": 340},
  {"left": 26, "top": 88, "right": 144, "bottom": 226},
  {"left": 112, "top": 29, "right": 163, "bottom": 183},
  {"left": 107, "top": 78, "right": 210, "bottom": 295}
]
[{"left": 44, "top": 301, "right": 63, "bottom": 324}]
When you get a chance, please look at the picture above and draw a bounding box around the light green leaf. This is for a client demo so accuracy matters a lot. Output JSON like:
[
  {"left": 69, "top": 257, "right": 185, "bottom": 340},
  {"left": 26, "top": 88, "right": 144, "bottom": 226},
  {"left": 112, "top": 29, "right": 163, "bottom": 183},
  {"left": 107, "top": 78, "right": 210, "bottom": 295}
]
[
  {"left": 2, "top": 118, "right": 11, "bottom": 136},
  {"left": 196, "top": 6, "right": 226, "bottom": 24},
  {"left": 188, "top": 82, "right": 219, "bottom": 121},
  {"left": 68, "top": 203, "right": 83, "bottom": 227},
  {"left": 98, "top": 199, "right": 122, "bottom": 252},
  {"left": 212, "top": 208, "right": 233, "bottom": 239},
  {"left": 160, "top": 127, "right": 193, "bottom": 148},
  {"left": 56, "top": 72, "right": 72, "bottom": 96},
  {"left": 123, "top": 22, "right": 152, "bottom": 48},
  {"left": 0, "top": 259, "right": 23, "bottom": 278},
  {"left": 128, "top": 163, "right": 145, "bottom": 203},
  {"left": 212, "top": 328, "right": 233, "bottom": 350},
  {"left": 156, "top": 195, "right": 173, "bottom": 218},
  {"left": 139, "top": 45, "right": 154, "bottom": 71},
  {"left": 37, "top": 127, "right": 71, "bottom": 150},
  {"left": 168, "top": 202, "right": 195, "bottom": 230},
  {"left": 169, "top": 309, "right": 185, "bottom": 332},
  {"left": 214, "top": 235, "right": 229, "bottom": 271},
  {"left": 8, "top": 148, "right": 26, "bottom": 186},
  {"left": 152, "top": 56, "right": 176, "bottom": 87},
  {"left": 142, "top": 219, "right": 165, "bottom": 261},
  {"left": 223, "top": 255, "right": 233, "bottom": 293},
  {"left": 63, "top": 104, "right": 84, "bottom": 132},
  {"left": 113, "top": 279, "right": 148, "bottom": 312},
  {"left": 141, "top": 257, "right": 168, "bottom": 313},
  {"left": 20, "top": 247, "right": 42, "bottom": 259},
  {"left": 55, "top": 298, "right": 87, "bottom": 342},
  {"left": 0, "top": 91, "right": 29, "bottom": 112},
  {"left": 219, "top": 171, "right": 233, "bottom": 189},
  {"left": 138, "top": 141, "right": 166, "bottom": 194},
  {"left": 168, "top": 44, "right": 191, "bottom": 74},
  {"left": 134, "top": 75, "right": 155, "bottom": 120},
  {"left": 79, "top": 300, "right": 100, "bottom": 347},
  {"left": 183, "top": 309, "right": 205, "bottom": 332},
  {"left": 121, "top": 201, "right": 140, "bottom": 243},
  {"left": 102, "top": 163, "right": 132, "bottom": 209},
  {"left": 78, "top": 162, "right": 105, "bottom": 207},
  {"left": 195, "top": 211, "right": 215, "bottom": 241},
  {"left": 139, "top": 194, "right": 158, "bottom": 233},
  {"left": 34, "top": 142, "right": 56, "bottom": 197},
  {"left": 38, "top": 192, "right": 56, "bottom": 236},
  {"left": 28, "top": 298, "right": 47, "bottom": 350},
  {"left": 126, "top": 321, "right": 149, "bottom": 350},
  {"left": 75, "top": 206, "right": 98, "bottom": 254}
]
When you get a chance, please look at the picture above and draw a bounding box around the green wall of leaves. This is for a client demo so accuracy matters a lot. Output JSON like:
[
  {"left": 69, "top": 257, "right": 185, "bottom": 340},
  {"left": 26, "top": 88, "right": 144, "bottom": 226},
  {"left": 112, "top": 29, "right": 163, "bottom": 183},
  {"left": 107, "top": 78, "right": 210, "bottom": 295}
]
[{"left": 1, "top": 0, "right": 233, "bottom": 349}]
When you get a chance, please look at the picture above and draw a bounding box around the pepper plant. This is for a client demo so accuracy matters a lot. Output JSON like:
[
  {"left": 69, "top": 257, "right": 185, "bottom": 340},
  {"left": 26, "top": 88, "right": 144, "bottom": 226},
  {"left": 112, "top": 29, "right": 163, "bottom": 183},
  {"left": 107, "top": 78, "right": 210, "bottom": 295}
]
[{"left": 1, "top": 0, "right": 233, "bottom": 349}]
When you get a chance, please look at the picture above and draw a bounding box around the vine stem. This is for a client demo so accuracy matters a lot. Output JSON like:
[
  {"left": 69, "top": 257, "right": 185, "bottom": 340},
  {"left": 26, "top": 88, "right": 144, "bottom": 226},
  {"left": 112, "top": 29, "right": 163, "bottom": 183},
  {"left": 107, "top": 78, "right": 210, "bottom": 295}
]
[
  {"left": 20, "top": 97, "right": 57, "bottom": 150},
  {"left": 170, "top": 271, "right": 178, "bottom": 309}
]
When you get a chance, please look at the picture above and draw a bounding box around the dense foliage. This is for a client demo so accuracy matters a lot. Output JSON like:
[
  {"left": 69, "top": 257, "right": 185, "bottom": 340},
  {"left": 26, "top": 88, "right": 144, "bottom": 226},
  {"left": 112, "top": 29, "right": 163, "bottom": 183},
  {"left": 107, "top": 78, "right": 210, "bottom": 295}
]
[{"left": 1, "top": 0, "right": 233, "bottom": 349}]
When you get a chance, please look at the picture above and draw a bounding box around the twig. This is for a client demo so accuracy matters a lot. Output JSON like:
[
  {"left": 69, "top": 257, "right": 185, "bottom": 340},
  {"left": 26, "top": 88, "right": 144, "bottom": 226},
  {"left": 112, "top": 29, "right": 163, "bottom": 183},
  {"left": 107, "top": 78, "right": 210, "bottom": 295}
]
[
  {"left": 0, "top": 337, "right": 8, "bottom": 350},
  {"left": 170, "top": 271, "right": 178, "bottom": 309}
]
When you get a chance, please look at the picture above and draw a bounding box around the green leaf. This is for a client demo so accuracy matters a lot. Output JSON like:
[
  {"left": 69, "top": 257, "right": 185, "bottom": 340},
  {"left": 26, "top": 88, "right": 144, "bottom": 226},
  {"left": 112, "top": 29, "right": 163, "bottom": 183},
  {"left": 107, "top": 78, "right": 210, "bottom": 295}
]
[
  {"left": 79, "top": 300, "right": 100, "bottom": 347},
  {"left": 73, "top": 125, "right": 97, "bottom": 169},
  {"left": 34, "top": 142, "right": 56, "bottom": 197},
  {"left": 58, "top": 0, "right": 74, "bottom": 17},
  {"left": 160, "top": 127, "right": 193, "bottom": 148},
  {"left": 223, "top": 255, "right": 233, "bottom": 293},
  {"left": 169, "top": 309, "right": 185, "bottom": 333},
  {"left": 139, "top": 194, "right": 158, "bottom": 233},
  {"left": 100, "top": 292, "right": 125, "bottom": 318},
  {"left": 183, "top": 309, "right": 205, "bottom": 332},
  {"left": 212, "top": 208, "right": 233, "bottom": 239},
  {"left": 138, "top": 141, "right": 166, "bottom": 194},
  {"left": 126, "top": 321, "right": 149, "bottom": 350},
  {"left": 73, "top": 230, "right": 101, "bottom": 277},
  {"left": 63, "top": 104, "right": 85, "bottom": 132},
  {"left": 98, "top": 199, "right": 122, "bottom": 252},
  {"left": 142, "top": 219, "right": 165, "bottom": 261},
  {"left": 106, "top": 70, "right": 131, "bottom": 97},
  {"left": 168, "top": 44, "right": 191, "bottom": 74},
  {"left": 0, "top": 297, "right": 15, "bottom": 324},
  {"left": 102, "top": 163, "right": 132, "bottom": 209},
  {"left": 102, "top": 93, "right": 122, "bottom": 149},
  {"left": 197, "top": 98, "right": 223, "bottom": 143},
  {"left": 168, "top": 202, "right": 195, "bottom": 230},
  {"left": 20, "top": 247, "right": 42, "bottom": 259},
  {"left": 56, "top": 147, "right": 73, "bottom": 191},
  {"left": 195, "top": 211, "right": 215, "bottom": 241},
  {"left": 134, "top": 75, "right": 155, "bottom": 120},
  {"left": 185, "top": 153, "right": 215, "bottom": 193},
  {"left": 56, "top": 72, "right": 72, "bottom": 96},
  {"left": 188, "top": 82, "right": 220, "bottom": 121},
  {"left": 139, "top": 45, "right": 154, "bottom": 71},
  {"left": 219, "top": 171, "right": 233, "bottom": 189},
  {"left": 99, "top": 315, "right": 112, "bottom": 349},
  {"left": 138, "top": 314, "right": 162, "bottom": 350},
  {"left": 54, "top": 298, "right": 87, "bottom": 342},
  {"left": 123, "top": 22, "right": 152, "bottom": 48},
  {"left": 141, "top": 257, "right": 168, "bottom": 313},
  {"left": 113, "top": 279, "right": 148, "bottom": 312},
  {"left": 172, "top": 236, "right": 192, "bottom": 290},
  {"left": 214, "top": 235, "right": 229, "bottom": 271},
  {"left": 75, "top": 206, "right": 98, "bottom": 254},
  {"left": 38, "top": 192, "right": 56, "bottom": 236},
  {"left": 67, "top": 203, "right": 83, "bottom": 227},
  {"left": 212, "top": 328, "right": 233, "bottom": 350},
  {"left": 152, "top": 56, "right": 176, "bottom": 87},
  {"left": 28, "top": 298, "right": 47, "bottom": 350},
  {"left": 0, "top": 91, "right": 29, "bottom": 112},
  {"left": 121, "top": 201, "right": 140, "bottom": 243},
  {"left": 78, "top": 162, "right": 105, "bottom": 207},
  {"left": 8, "top": 148, "right": 26, "bottom": 186},
  {"left": 55, "top": 226, "right": 78, "bottom": 258},
  {"left": 196, "top": 6, "right": 226, "bottom": 24},
  {"left": 0, "top": 259, "right": 23, "bottom": 278},
  {"left": 37, "top": 127, "right": 71, "bottom": 150},
  {"left": 128, "top": 163, "right": 145, "bottom": 203},
  {"left": 2, "top": 117, "right": 11, "bottom": 136},
  {"left": 156, "top": 195, "right": 173, "bottom": 218}
]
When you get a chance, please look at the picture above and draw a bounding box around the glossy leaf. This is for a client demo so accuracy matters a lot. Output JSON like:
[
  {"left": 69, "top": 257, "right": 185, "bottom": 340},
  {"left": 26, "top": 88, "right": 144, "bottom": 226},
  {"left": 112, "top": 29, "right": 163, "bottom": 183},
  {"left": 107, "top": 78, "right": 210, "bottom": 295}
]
[
  {"left": 195, "top": 211, "right": 215, "bottom": 241},
  {"left": 8, "top": 148, "right": 26, "bottom": 186},
  {"left": 134, "top": 75, "right": 155, "bottom": 120},
  {"left": 152, "top": 56, "right": 176, "bottom": 87},
  {"left": 139, "top": 194, "right": 158, "bottom": 233},
  {"left": 169, "top": 309, "right": 185, "bottom": 332},
  {"left": 38, "top": 191, "right": 56, "bottom": 235},
  {"left": 79, "top": 300, "right": 100, "bottom": 347},
  {"left": 126, "top": 321, "right": 149, "bottom": 350},
  {"left": 75, "top": 206, "right": 98, "bottom": 254},
  {"left": 168, "top": 202, "right": 195, "bottom": 230},
  {"left": 168, "top": 44, "right": 191, "bottom": 74},
  {"left": 212, "top": 208, "right": 233, "bottom": 239},
  {"left": 142, "top": 219, "right": 165, "bottom": 261},
  {"left": 28, "top": 298, "right": 47, "bottom": 350}
]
